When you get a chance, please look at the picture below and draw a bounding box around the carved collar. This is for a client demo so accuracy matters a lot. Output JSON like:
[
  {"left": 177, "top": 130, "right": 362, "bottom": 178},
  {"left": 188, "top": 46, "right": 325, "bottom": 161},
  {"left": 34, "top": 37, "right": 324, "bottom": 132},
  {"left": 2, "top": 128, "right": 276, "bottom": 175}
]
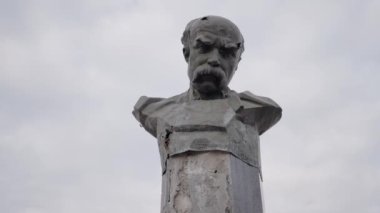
[{"left": 187, "top": 86, "right": 230, "bottom": 101}]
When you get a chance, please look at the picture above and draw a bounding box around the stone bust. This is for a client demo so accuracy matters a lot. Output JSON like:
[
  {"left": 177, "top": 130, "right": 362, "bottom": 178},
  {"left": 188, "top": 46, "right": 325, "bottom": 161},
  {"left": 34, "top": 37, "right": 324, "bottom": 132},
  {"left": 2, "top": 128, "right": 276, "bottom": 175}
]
[{"left": 133, "top": 15, "right": 281, "bottom": 174}]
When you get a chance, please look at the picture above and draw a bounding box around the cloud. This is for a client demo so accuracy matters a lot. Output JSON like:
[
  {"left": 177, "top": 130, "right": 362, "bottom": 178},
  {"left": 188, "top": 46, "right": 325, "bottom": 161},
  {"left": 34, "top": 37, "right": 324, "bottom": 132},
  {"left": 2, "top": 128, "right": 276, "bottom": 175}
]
[{"left": 1, "top": 0, "right": 379, "bottom": 212}]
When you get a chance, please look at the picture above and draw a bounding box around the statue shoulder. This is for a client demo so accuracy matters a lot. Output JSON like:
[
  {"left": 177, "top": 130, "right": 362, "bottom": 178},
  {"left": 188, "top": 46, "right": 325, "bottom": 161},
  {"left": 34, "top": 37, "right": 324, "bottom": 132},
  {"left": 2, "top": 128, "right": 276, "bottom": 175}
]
[
  {"left": 238, "top": 91, "right": 281, "bottom": 109},
  {"left": 133, "top": 96, "right": 164, "bottom": 123},
  {"left": 237, "top": 91, "right": 282, "bottom": 135},
  {"left": 132, "top": 92, "right": 187, "bottom": 137}
]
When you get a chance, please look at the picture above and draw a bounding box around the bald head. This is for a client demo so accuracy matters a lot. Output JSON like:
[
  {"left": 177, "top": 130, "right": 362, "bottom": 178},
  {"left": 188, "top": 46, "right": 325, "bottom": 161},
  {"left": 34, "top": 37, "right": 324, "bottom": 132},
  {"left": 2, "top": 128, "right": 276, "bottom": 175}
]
[{"left": 181, "top": 15, "right": 244, "bottom": 62}]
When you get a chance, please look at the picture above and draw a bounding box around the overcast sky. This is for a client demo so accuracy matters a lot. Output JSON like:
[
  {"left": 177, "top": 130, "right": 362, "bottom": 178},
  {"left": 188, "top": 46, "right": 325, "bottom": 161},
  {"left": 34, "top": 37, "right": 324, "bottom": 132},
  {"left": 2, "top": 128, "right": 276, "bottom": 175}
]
[{"left": 1, "top": 0, "right": 379, "bottom": 212}]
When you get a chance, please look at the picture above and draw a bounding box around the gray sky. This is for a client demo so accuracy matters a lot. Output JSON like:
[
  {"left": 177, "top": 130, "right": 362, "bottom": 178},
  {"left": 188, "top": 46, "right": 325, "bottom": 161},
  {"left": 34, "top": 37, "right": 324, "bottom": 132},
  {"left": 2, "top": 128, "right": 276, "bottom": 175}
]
[{"left": 1, "top": 0, "right": 379, "bottom": 212}]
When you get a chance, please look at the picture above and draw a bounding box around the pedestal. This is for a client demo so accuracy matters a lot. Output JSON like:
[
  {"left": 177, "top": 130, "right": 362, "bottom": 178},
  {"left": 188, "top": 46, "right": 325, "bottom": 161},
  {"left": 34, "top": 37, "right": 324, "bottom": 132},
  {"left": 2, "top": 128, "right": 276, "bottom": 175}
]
[{"left": 161, "top": 151, "right": 263, "bottom": 213}]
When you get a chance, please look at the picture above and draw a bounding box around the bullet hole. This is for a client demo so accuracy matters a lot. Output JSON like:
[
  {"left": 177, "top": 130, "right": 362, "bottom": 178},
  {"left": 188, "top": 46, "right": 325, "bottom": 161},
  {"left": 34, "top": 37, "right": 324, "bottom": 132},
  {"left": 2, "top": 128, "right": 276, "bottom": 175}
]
[
  {"left": 214, "top": 170, "right": 218, "bottom": 173},
  {"left": 164, "top": 128, "right": 173, "bottom": 147}
]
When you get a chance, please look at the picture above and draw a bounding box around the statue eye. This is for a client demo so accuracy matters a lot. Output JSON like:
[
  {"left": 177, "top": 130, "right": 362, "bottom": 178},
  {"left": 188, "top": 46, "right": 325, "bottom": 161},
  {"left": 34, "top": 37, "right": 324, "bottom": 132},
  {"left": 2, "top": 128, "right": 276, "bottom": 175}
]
[
  {"left": 198, "top": 43, "right": 212, "bottom": 53},
  {"left": 195, "top": 40, "right": 212, "bottom": 53},
  {"left": 219, "top": 47, "right": 236, "bottom": 58}
]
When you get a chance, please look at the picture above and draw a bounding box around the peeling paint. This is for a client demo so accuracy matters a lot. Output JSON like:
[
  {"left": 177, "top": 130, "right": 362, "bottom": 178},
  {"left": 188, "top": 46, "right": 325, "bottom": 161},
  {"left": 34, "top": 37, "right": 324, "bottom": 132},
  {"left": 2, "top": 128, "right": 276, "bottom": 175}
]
[{"left": 173, "top": 158, "right": 192, "bottom": 213}]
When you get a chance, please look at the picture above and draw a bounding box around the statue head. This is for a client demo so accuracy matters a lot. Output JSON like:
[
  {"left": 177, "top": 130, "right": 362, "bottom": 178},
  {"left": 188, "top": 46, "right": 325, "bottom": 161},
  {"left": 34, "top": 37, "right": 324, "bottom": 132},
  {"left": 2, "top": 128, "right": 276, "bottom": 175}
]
[{"left": 181, "top": 15, "right": 244, "bottom": 99}]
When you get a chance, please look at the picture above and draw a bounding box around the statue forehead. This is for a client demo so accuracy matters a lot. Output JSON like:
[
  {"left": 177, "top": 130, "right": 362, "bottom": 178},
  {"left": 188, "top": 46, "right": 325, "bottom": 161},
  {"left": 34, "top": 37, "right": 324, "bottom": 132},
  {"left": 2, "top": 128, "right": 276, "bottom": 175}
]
[{"left": 189, "top": 16, "right": 243, "bottom": 43}]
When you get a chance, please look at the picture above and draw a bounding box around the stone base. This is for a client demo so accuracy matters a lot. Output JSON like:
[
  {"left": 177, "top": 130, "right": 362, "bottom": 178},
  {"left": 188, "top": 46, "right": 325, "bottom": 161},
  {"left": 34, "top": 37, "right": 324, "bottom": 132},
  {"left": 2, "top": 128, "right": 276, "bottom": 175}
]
[{"left": 161, "top": 151, "right": 263, "bottom": 213}]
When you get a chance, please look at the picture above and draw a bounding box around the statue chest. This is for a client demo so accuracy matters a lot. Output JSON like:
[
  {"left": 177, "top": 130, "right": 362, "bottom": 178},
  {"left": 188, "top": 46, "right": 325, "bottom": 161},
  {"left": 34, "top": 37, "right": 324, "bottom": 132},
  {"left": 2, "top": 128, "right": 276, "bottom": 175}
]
[{"left": 154, "top": 99, "right": 261, "bottom": 174}]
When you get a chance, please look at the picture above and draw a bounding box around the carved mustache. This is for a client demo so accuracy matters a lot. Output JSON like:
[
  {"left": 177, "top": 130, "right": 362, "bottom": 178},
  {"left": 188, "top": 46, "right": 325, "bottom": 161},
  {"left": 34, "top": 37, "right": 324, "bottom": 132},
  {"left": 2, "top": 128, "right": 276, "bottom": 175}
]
[{"left": 192, "top": 65, "right": 227, "bottom": 85}]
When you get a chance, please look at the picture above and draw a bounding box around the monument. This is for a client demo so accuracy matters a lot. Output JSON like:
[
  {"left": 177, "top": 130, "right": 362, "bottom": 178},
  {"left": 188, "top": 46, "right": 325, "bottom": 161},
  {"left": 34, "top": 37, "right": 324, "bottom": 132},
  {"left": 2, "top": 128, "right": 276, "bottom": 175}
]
[{"left": 133, "top": 15, "right": 282, "bottom": 213}]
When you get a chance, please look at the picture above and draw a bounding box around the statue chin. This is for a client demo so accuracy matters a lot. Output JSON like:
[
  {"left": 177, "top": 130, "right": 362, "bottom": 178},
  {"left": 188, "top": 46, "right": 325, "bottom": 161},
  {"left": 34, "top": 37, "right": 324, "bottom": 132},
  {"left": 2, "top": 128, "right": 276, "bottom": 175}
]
[{"left": 193, "top": 81, "right": 223, "bottom": 99}]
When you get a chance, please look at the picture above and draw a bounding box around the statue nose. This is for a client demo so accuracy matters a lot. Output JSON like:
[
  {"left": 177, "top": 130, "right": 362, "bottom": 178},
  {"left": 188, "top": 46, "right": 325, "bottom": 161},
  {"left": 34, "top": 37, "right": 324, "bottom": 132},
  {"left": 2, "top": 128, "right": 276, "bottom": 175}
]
[{"left": 207, "top": 50, "right": 220, "bottom": 67}]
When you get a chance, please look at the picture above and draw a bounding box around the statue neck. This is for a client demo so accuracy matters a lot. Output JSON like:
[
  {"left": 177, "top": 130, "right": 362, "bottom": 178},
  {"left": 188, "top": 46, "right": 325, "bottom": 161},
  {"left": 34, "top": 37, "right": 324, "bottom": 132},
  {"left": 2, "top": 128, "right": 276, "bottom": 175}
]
[{"left": 189, "top": 87, "right": 230, "bottom": 100}]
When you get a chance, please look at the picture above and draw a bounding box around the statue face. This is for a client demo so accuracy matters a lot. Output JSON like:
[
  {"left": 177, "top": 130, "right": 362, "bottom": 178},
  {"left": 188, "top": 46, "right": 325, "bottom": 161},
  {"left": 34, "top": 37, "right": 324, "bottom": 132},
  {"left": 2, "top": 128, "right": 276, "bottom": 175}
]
[{"left": 187, "top": 27, "right": 242, "bottom": 95}]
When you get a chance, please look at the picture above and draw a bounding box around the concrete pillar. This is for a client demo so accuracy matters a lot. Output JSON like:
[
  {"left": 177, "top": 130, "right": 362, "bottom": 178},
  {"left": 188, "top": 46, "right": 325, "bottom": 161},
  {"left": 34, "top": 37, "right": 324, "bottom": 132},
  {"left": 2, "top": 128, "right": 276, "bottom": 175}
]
[{"left": 161, "top": 151, "right": 263, "bottom": 213}]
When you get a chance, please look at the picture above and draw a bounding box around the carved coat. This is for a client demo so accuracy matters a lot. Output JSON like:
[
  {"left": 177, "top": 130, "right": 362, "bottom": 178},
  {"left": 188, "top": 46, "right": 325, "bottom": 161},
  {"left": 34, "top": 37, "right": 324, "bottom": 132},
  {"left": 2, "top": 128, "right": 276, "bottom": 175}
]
[{"left": 133, "top": 89, "right": 282, "bottom": 177}]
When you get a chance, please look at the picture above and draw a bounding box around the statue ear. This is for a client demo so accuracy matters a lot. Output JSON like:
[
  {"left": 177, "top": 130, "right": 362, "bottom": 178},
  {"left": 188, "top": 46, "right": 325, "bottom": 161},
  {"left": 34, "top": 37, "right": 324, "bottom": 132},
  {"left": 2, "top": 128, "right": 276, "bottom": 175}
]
[{"left": 183, "top": 48, "right": 190, "bottom": 62}]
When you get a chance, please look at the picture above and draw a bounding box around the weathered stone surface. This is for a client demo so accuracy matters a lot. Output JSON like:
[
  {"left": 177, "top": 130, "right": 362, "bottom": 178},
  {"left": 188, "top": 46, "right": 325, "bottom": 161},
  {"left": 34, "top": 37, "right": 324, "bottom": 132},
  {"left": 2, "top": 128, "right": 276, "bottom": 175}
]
[
  {"left": 161, "top": 152, "right": 262, "bottom": 213},
  {"left": 132, "top": 15, "right": 282, "bottom": 213},
  {"left": 133, "top": 91, "right": 281, "bottom": 176}
]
